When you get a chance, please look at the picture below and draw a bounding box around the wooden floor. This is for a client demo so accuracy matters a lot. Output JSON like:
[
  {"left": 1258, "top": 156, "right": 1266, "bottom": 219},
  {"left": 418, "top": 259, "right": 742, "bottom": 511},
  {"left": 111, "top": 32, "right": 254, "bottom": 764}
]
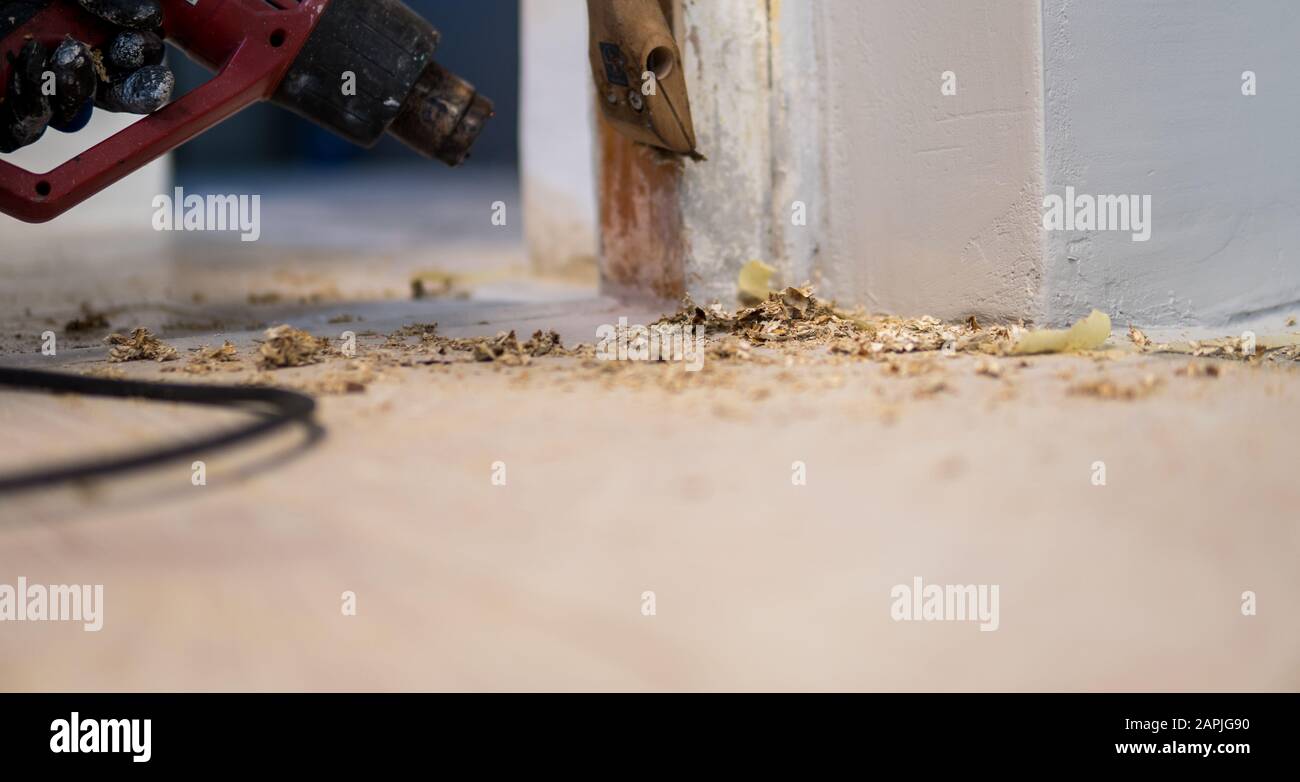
[{"left": 1, "top": 208, "right": 1297, "bottom": 691}]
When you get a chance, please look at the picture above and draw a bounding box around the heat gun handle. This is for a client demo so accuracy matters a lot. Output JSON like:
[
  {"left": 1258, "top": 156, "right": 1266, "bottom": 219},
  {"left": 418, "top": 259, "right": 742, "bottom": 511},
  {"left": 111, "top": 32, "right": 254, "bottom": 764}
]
[{"left": 0, "top": 0, "right": 327, "bottom": 223}]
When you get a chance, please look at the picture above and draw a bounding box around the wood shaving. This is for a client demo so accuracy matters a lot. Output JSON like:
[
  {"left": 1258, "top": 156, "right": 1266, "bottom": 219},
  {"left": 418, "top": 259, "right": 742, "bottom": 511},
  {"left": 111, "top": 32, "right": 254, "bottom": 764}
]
[
  {"left": 183, "top": 341, "right": 241, "bottom": 375},
  {"left": 1068, "top": 374, "right": 1161, "bottom": 400},
  {"left": 662, "top": 285, "right": 995, "bottom": 356},
  {"left": 385, "top": 323, "right": 590, "bottom": 365},
  {"left": 1128, "top": 325, "right": 1151, "bottom": 349},
  {"left": 1265, "top": 344, "right": 1300, "bottom": 363},
  {"left": 104, "top": 328, "right": 178, "bottom": 363},
  {"left": 473, "top": 332, "right": 526, "bottom": 365},
  {"left": 708, "top": 336, "right": 756, "bottom": 361},
  {"left": 387, "top": 322, "right": 440, "bottom": 344},
  {"left": 1138, "top": 333, "right": 1300, "bottom": 363},
  {"left": 257, "top": 325, "right": 334, "bottom": 369},
  {"left": 1187, "top": 337, "right": 1253, "bottom": 359},
  {"left": 522, "top": 329, "right": 566, "bottom": 357}
]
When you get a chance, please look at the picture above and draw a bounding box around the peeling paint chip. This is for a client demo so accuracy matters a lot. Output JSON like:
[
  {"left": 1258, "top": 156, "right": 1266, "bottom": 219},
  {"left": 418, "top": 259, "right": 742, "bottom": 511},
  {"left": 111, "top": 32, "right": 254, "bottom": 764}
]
[
  {"left": 1012, "top": 310, "right": 1111, "bottom": 355},
  {"left": 737, "top": 260, "right": 776, "bottom": 305}
]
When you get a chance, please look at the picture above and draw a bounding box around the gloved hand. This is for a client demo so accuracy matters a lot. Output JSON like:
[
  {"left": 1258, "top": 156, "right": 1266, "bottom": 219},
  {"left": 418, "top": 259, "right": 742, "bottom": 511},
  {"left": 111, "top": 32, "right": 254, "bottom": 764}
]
[{"left": 0, "top": 0, "right": 174, "bottom": 152}]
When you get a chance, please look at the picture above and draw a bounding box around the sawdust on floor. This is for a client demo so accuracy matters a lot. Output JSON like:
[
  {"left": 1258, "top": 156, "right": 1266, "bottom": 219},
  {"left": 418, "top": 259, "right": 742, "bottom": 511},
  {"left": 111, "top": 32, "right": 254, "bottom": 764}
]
[
  {"left": 257, "top": 325, "right": 336, "bottom": 369},
  {"left": 105, "top": 328, "right": 178, "bottom": 363},
  {"left": 168, "top": 341, "right": 242, "bottom": 376},
  {"left": 72, "top": 286, "right": 1300, "bottom": 409}
]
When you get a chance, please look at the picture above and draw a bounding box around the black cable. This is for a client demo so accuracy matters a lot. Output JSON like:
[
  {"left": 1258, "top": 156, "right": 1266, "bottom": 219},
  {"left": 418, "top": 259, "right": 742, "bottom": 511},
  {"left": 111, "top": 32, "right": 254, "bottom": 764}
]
[{"left": 0, "top": 366, "right": 318, "bottom": 494}]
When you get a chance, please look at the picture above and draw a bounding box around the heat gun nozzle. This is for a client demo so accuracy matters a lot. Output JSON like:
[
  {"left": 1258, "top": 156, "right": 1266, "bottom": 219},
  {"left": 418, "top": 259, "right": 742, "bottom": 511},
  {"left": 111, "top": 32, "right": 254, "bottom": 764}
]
[{"left": 388, "top": 62, "right": 495, "bottom": 167}]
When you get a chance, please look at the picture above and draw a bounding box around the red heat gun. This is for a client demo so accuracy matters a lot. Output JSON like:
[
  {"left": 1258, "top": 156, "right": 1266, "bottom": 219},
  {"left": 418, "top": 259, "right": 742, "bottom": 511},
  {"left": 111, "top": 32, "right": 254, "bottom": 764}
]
[{"left": 0, "top": 0, "right": 493, "bottom": 223}]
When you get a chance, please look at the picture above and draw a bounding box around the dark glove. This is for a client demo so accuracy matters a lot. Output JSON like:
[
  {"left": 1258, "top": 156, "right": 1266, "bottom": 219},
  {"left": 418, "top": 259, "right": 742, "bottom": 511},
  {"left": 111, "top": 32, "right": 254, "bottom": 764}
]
[{"left": 0, "top": 0, "right": 173, "bottom": 152}]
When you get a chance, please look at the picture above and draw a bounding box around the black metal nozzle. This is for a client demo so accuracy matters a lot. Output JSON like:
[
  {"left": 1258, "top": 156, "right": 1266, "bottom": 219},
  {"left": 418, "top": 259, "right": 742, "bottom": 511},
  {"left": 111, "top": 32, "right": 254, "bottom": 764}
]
[{"left": 389, "top": 62, "right": 494, "bottom": 167}]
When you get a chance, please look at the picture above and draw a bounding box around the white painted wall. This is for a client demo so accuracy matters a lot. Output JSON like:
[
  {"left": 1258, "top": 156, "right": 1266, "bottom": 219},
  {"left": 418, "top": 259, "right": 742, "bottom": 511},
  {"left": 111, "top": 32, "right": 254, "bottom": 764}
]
[
  {"left": 1043, "top": 0, "right": 1300, "bottom": 327},
  {"left": 520, "top": 0, "right": 598, "bottom": 276},
  {"left": 809, "top": 0, "right": 1045, "bottom": 322},
  {"left": 678, "top": 0, "right": 773, "bottom": 303},
  {"left": 788, "top": 0, "right": 1300, "bottom": 326},
  {"left": 768, "top": 0, "right": 825, "bottom": 290}
]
